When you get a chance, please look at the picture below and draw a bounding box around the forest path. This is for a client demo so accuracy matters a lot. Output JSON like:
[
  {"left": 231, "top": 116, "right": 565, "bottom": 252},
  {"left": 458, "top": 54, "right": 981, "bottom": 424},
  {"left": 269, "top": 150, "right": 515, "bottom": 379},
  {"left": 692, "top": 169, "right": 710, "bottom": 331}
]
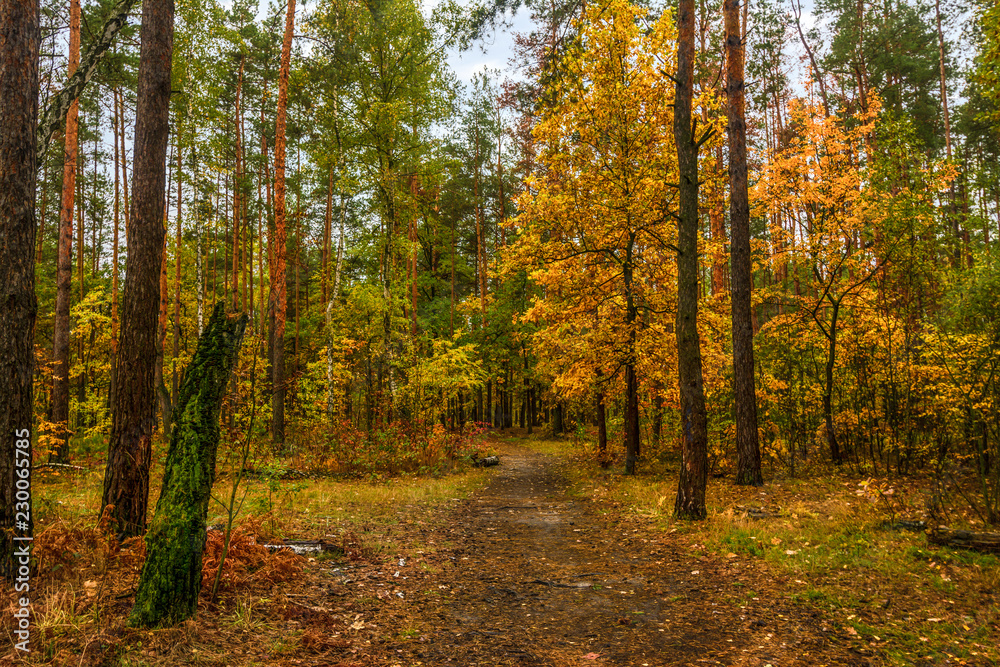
[{"left": 359, "top": 439, "right": 869, "bottom": 666}]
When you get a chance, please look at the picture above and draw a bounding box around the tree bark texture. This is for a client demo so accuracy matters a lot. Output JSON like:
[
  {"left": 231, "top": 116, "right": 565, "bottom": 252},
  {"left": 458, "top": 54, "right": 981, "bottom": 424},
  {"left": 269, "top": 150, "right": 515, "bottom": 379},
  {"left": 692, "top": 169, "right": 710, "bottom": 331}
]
[
  {"left": 726, "top": 0, "right": 762, "bottom": 487},
  {"left": 0, "top": 0, "right": 40, "bottom": 580},
  {"left": 50, "top": 0, "right": 81, "bottom": 464},
  {"left": 130, "top": 303, "right": 247, "bottom": 628},
  {"left": 673, "top": 0, "right": 710, "bottom": 520},
  {"left": 101, "top": 0, "right": 174, "bottom": 539},
  {"left": 271, "top": 0, "right": 294, "bottom": 447}
]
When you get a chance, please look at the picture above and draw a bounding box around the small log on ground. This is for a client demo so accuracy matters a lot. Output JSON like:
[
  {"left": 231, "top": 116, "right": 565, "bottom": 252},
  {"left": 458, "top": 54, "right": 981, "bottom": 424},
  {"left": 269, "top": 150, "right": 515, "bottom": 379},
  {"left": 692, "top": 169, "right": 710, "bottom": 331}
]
[
  {"left": 130, "top": 304, "right": 247, "bottom": 628},
  {"left": 473, "top": 455, "right": 500, "bottom": 468},
  {"left": 33, "top": 462, "right": 88, "bottom": 471},
  {"left": 927, "top": 528, "right": 1000, "bottom": 554},
  {"left": 262, "top": 539, "right": 344, "bottom": 557}
]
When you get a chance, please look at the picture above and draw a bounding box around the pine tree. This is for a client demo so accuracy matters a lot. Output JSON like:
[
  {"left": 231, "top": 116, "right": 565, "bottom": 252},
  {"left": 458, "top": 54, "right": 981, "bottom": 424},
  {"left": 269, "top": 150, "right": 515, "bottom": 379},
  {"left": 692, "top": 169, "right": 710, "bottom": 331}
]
[
  {"left": 674, "top": 0, "right": 710, "bottom": 520},
  {"left": 101, "top": 0, "right": 174, "bottom": 538},
  {"left": 726, "top": 0, "right": 762, "bottom": 486},
  {"left": 0, "top": 0, "right": 40, "bottom": 580}
]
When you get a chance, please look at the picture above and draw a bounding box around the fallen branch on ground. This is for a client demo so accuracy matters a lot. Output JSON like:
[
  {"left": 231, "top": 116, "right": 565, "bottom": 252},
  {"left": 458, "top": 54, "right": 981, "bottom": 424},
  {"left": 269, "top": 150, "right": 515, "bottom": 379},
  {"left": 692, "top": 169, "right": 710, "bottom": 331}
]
[
  {"left": 473, "top": 455, "right": 500, "bottom": 467},
  {"left": 927, "top": 527, "right": 1000, "bottom": 553},
  {"left": 262, "top": 539, "right": 345, "bottom": 556}
]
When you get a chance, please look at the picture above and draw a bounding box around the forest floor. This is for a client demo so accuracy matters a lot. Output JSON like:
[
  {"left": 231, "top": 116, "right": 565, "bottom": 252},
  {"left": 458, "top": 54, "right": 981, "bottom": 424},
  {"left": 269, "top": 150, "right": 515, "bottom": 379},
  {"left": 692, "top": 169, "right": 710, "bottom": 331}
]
[
  {"left": 349, "top": 439, "right": 869, "bottom": 666},
  {"left": 3, "top": 433, "right": 998, "bottom": 666}
]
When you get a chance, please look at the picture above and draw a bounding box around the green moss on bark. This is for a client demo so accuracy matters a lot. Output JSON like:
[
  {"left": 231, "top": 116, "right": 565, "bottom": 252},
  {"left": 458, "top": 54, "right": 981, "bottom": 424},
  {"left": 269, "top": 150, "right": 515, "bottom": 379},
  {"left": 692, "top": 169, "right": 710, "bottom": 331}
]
[{"left": 130, "top": 303, "right": 247, "bottom": 628}]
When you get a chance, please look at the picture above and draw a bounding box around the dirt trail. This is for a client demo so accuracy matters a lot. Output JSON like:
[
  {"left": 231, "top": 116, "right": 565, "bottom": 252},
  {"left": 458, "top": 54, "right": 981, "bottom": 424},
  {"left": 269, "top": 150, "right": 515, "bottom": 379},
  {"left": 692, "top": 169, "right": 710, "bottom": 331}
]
[{"left": 362, "top": 441, "right": 869, "bottom": 666}]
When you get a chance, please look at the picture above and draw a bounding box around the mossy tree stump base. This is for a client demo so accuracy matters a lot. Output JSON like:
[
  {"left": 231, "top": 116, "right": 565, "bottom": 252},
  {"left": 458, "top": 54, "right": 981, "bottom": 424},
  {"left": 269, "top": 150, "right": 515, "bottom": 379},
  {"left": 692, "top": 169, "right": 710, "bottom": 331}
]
[{"left": 130, "top": 303, "right": 247, "bottom": 628}]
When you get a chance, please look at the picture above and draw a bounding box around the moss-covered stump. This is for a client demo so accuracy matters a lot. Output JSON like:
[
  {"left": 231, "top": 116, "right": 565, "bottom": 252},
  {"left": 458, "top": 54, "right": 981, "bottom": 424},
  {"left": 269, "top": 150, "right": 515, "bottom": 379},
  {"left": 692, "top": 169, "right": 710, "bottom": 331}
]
[{"left": 130, "top": 303, "right": 247, "bottom": 628}]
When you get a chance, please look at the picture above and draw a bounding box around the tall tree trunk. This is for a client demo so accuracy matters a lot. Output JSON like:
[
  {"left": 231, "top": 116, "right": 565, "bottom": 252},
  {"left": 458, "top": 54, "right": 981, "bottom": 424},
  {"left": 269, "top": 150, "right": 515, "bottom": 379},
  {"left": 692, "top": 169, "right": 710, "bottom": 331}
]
[
  {"left": 195, "top": 147, "right": 204, "bottom": 335},
  {"left": 271, "top": 0, "right": 294, "bottom": 447},
  {"left": 223, "top": 168, "right": 229, "bottom": 304},
  {"left": 120, "top": 89, "right": 131, "bottom": 236},
  {"left": 101, "top": 0, "right": 174, "bottom": 539},
  {"left": 240, "top": 88, "right": 248, "bottom": 314},
  {"left": 451, "top": 209, "right": 456, "bottom": 336},
  {"left": 173, "top": 123, "right": 183, "bottom": 401},
  {"left": 156, "top": 242, "right": 172, "bottom": 429},
  {"left": 325, "top": 194, "right": 345, "bottom": 419},
  {"left": 934, "top": 0, "right": 951, "bottom": 161},
  {"left": 410, "top": 175, "right": 418, "bottom": 338},
  {"left": 475, "top": 130, "right": 486, "bottom": 325},
  {"left": 726, "top": 0, "right": 762, "bottom": 486},
  {"left": 674, "top": 0, "right": 709, "bottom": 520},
  {"left": 322, "top": 166, "right": 332, "bottom": 305},
  {"left": 130, "top": 303, "right": 247, "bottom": 628},
  {"left": 75, "top": 144, "right": 86, "bottom": 429},
  {"left": 155, "top": 147, "right": 173, "bottom": 436},
  {"left": 262, "top": 95, "right": 274, "bottom": 379},
  {"left": 710, "top": 145, "right": 728, "bottom": 296},
  {"left": 35, "top": 158, "right": 48, "bottom": 266},
  {"left": 50, "top": 0, "right": 81, "bottom": 464},
  {"left": 0, "top": 0, "right": 40, "bottom": 580},
  {"left": 110, "top": 87, "right": 121, "bottom": 408},
  {"left": 232, "top": 62, "right": 243, "bottom": 311}
]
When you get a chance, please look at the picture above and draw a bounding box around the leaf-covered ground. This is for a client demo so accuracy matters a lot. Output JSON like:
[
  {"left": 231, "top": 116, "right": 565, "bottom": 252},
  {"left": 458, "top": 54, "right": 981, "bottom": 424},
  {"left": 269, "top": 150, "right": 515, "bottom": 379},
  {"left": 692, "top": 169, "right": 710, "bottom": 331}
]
[
  {"left": 3, "top": 436, "right": 997, "bottom": 666},
  {"left": 347, "top": 440, "right": 878, "bottom": 666}
]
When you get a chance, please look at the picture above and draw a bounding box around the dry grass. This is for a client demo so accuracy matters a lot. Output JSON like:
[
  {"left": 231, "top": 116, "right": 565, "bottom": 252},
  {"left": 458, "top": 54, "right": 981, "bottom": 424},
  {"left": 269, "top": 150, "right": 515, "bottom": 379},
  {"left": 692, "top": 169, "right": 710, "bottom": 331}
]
[
  {"left": 1, "top": 439, "right": 494, "bottom": 666},
  {"left": 551, "top": 437, "right": 1000, "bottom": 667}
]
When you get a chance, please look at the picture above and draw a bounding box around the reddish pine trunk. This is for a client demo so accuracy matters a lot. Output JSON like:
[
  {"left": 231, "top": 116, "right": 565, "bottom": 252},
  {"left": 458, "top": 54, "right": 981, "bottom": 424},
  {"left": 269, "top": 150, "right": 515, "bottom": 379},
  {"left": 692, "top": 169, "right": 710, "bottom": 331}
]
[
  {"left": 101, "top": 0, "right": 174, "bottom": 539},
  {"left": 271, "top": 0, "right": 295, "bottom": 447},
  {"left": 50, "top": 0, "right": 81, "bottom": 464},
  {"left": 232, "top": 57, "right": 244, "bottom": 310}
]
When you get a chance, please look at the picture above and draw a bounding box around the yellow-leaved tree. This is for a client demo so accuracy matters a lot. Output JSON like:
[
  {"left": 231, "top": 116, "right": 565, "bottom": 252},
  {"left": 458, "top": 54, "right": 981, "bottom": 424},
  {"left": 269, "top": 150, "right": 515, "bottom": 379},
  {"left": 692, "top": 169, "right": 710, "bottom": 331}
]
[
  {"left": 753, "top": 98, "right": 948, "bottom": 466},
  {"left": 505, "top": 0, "right": 680, "bottom": 472}
]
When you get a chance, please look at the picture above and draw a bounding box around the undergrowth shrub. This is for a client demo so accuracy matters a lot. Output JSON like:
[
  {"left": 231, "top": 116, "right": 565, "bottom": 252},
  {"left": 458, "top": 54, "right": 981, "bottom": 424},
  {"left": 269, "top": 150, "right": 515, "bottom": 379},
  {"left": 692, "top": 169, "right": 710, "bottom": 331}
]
[{"left": 200, "top": 518, "right": 302, "bottom": 597}]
